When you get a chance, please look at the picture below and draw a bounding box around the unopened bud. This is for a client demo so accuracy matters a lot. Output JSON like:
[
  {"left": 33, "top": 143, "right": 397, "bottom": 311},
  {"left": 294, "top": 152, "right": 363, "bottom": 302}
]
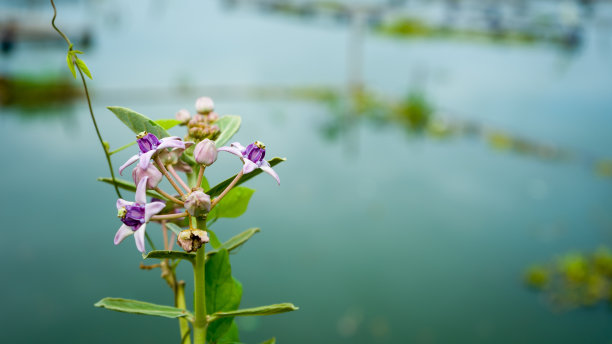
[
  {"left": 195, "top": 97, "right": 214, "bottom": 114},
  {"left": 175, "top": 109, "right": 191, "bottom": 123},
  {"left": 194, "top": 139, "right": 217, "bottom": 166},
  {"left": 184, "top": 189, "right": 211, "bottom": 217},
  {"left": 132, "top": 164, "right": 162, "bottom": 189},
  {"left": 207, "top": 111, "right": 219, "bottom": 122},
  {"left": 177, "top": 229, "right": 209, "bottom": 252}
]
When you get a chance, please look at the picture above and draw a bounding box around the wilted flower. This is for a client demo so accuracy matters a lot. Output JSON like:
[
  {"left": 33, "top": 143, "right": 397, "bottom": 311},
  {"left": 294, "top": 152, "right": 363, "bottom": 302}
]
[
  {"left": 132, "top": 164, "right": 162, "bottom": 189},
  {"left": 175, "top": 109, "right": 191, "bottom": 123},
  {"left": 195, "top": 97, "right": 214, "bottom": 114},
  {"left": 184, "top": 189, "right": 211, "bottom": 217},
  {"left": 177, "top": 229, "right": 209, "bottom": 252},
  {"left": 219, "top": 141, "right": 280, "bottom": 184},
  {"left": 114, "top": 177, "right": 165, "bottom": 252},
  {"left": 119, "top": 132, "right": 185, "bottom": 175},
  {"left": 194, "top": 139, "right": 217, "bottom": 166}
]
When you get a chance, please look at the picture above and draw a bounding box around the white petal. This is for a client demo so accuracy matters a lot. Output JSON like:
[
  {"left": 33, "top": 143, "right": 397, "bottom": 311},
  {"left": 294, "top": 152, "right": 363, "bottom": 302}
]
[
  {"left": 230, "top": 142, "right": 246, "bottom": 151},
  {"left": 114, "top": 224, "right": 134, "bottom": 245},
  {"left": 134, "top": 224, "right": 146, "bottom": 253},
  {"left": 119, "top": 155, "right": 139, "bottom": 175},
  {"left": 135, "top": 177, "right": 148, "bottom": 204},
  {"left": 144, "top": 202, "right": 166, "bottom": 222},
  {"left": 218, "top": 146, "right": 244, "bottom": 158},
  {"left": 116, "top": 199, "right": 133, "bottom": 210},
  {"left": 242, "top": 159, "right": 258, "bottom": 174},
  {"left": 260, "top": 160, "right": 280, "bottom": 185},
  {"left": 138, "top": 150, "right": 156, "bottom": 170}
]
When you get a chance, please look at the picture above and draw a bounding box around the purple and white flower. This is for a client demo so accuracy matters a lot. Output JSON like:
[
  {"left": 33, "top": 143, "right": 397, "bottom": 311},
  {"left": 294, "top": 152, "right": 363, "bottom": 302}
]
[
  {"left": 218, "top": 141, "right": 280, "bottom": 184},
  {"left": 119, "top": 132, "right": 185, "bottom": 175},
  {"left": 114, "top": 176, "right": 165, "bottom": 252}
]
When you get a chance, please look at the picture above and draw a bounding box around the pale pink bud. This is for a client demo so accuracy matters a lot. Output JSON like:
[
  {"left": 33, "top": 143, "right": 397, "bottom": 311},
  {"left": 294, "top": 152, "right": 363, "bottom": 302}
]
[
  {"left": 195, "top": 97, "right": 214, "bottom": 114},
  {"left": 193, "top": 139, "right": 217, "bottom": 166},
  {"left": 132, "top": 164, "right": 162, "bottom": 189},
  {"left": 184, "top": 189, "right": 211, "bottom": 217},
  {"left": 207, "top": 111, "right": 219, "bottom": 121},
  {"left": 175, "top": 109, "right": 191, "bottom": 123}
]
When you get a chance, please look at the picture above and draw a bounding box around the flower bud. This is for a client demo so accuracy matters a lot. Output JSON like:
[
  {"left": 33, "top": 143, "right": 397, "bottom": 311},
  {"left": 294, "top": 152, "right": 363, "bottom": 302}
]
[
  {"left": 184, "top": 189, "right": 211, "bottom": 217},
  {"left": 195, "top": 97, "right": 214, "bottom": 114},
  {"left": 132, "top": 164, "right": 162, "bottom": 189},
  {"left": 207, "top": 111, "right": 219, "bottom": 122},
  {"left": 175, "top": 109, "right": 191, "bottom": 123},
  {"left": 177, "top": 229, "right": 209, "bottom": 252},
  {"left": 194, "top": 139, "right": 217, "bottom": 166}
]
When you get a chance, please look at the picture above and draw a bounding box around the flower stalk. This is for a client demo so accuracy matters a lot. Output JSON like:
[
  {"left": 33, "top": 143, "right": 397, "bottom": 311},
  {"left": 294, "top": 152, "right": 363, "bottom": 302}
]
[
  {"left": 193, "top": 218, "right": 208, "bottom": 343},
  {"left": 153, "top": 187, "right": 184, "bottom": 205},
  {"left": 151, "top": 212, "right": 188, "bottom": 221},
  {"left": 155, "top": 157, "right": 186, "bottom": 196},
  {"left": 212, "top": 170, "right": 244, "bottom": 208},
  {"left": 167, "top": 164, "right": 190, "bottom": 193}
]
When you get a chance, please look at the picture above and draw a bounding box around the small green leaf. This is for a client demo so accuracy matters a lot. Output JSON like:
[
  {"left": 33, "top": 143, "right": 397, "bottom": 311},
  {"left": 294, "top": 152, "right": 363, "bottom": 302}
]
[
  {"left": 260, "top": 338, "right": 276, "bottom": 344},
  {"left": 108, "top": 141, "right": 137, "bottom": 155},
  {"left": 75, "top": 58, "right": 92, "bottom": 79},
  {"left": 207, "top": 228, "right": 260, "bottom": 259},
  {"left": 66, "top": 52, "right": 76, "bottom": 78},
  {"left": 97, "top": 177, "right": 164, "bottom": 199},
  {"left": 107, "top": 106, "right": 172, "bottom": 139},
  {"left": 206, "top": 157, "right": 286, "bottom": 197},
  {"left": 209, "top": 303, "right": 298, "bottom": 322},
  {"left": 215, "top": 115, "right": 241, "bottom": 147},
  {"left": 166, "top": 223, "right": 184, "bottom": 236},
  {"left": 208, "top": 187, "right": 254, "bottom": 222},
  {"left": 206, "top": 249, "right": 242, "bottom": 343},
  {"left": 144, "top": 250, "right": 195, "bottom": 263},
  {"left": 155, "top": 118, "right": 182, "bottom": 130},
  {"left": 72, "top": 50, "right": 84, "bottom": 54},
  {"left": 94, "top": 297, "right": 193, "bottom": 321}
]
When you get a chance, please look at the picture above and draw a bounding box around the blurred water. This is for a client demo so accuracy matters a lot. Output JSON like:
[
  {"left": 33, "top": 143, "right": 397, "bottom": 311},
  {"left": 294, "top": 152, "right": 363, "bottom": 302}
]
[{"left": 1, "top": 0, "right": 612, "bottom": 343}]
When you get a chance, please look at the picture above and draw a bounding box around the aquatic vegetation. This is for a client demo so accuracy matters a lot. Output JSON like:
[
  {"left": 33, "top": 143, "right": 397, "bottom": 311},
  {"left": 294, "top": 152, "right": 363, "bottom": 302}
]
[
  {"left": 0, "top": 74, "right": 81, "bottom": 108},
  {"left": 524, "top": 248, "right": 612, "bottom": 310}
]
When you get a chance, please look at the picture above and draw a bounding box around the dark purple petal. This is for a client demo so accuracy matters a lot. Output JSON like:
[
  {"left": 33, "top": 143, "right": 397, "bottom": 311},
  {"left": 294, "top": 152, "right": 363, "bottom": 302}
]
[
  {"left": 137, "top": 133, "right": 161, "bottom": 153},
  {"left": 244, "top": 143, "right": 265, "bottom": 163}
]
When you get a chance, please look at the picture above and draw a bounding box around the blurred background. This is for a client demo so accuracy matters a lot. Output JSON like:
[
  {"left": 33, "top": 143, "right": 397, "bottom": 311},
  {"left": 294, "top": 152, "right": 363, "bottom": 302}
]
[{"left": 1, "top": 0, "right": 612, "bottom": 343}]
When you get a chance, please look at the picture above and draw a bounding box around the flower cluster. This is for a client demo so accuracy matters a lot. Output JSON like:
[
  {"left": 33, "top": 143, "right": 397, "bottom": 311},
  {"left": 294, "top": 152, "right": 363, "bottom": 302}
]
[{"left": 113, "top": 97, "right": 280, "bottom": 253}]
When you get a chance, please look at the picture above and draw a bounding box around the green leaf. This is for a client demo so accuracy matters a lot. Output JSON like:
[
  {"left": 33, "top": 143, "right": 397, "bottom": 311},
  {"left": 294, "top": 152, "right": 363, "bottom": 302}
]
[
  {"left": 217, "top": 320, "right": 240, "bottom": 344},
  {"left": 144, "top": 250, "right": 195, "bottom": 263},
  {"left": 206, "top": 157, "right": 286, "bottom": 197},
  {"left": 66, "top": 52, "right": 76, "bottom": 78},
  {"left": 209, "top": 303, "right": 298, "bottom": 322},
  {"left": 97, "top": 177, "right": 164, "bottom": 199},
  {"left": 206, "top": 249, "right": 242, "bottom": 343},
  {"left": 261, "top": 338, "right": 276, "bottom": 344},
  {"left": 208, "top": 187, "right": 254, "bottom": 222},
  {"left": 206, "top": 228, "right": 260, "bottom": 259},
  {"left": 207, "top": 229, "right": 222, "bottom": 249},
  {"left": 94, "top": 297, "right": 193, "bottom": 321},
  {"left": 107, "top": 106, "right": 172, "bottom": 138},
  {"left": 166, "top": 223, "right": 184, "bottom": 236},
  {"left": 215, "top": 115, "right": 241, "bottom": 147},
  {"left": 75, "top": 58, "right": 92, "bottom": 79},
  {"left": 155, "top": 118, "right": 182, "bottom": 130}
]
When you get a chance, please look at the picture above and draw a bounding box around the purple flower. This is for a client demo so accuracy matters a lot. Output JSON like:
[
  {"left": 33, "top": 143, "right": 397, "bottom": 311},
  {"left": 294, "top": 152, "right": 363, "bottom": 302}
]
[
  {"left": 218, "top": 141, "right": 280, "bottom": 184},
  {"left": 114, "top": 176, "right": 165, "bottom": 252},
  {"left": 119, "top": 132, "right": 185, "bottom": 175}
]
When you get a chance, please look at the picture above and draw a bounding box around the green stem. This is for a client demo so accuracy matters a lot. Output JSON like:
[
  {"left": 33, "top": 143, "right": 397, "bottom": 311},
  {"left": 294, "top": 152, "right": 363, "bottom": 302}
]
[
  {"left": 109, "top": 140, "right": 136, "bottom": 155},
  {"left": 193, "top": 218, "right": 208, "bottom": 343},
  {"left": 50, "top": 0, "right": 71, "bottom": 46},
  {"left": 175, "top": 281, "right": 192, "bottom": 344}
]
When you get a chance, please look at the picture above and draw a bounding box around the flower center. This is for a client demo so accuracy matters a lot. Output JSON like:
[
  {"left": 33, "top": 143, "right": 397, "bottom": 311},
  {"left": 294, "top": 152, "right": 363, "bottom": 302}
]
[
  {"left": 137, "top": 132, "right": 161, "bottom": 153},
  {"left": 119, "top": 204, "right": 146, "bottom": 229},
  {"left": 244, "top": 141, "right": 266, "bottom": 163}
]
